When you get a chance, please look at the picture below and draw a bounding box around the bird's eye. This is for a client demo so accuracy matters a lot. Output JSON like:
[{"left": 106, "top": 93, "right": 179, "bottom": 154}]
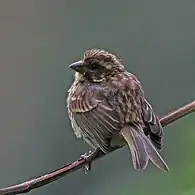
[{"left": 88, "top": 63, "right": 99, "bottom": 70}]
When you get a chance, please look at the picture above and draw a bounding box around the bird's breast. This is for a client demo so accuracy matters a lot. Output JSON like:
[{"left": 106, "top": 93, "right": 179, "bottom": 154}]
[{"left": 68, "top": 82, "right": 100, "bottom": 113}]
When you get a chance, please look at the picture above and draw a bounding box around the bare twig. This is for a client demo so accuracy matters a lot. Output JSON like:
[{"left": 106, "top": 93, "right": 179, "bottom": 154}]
[{"left": 0, "top": 100, "right": 195, "bottom": 195}]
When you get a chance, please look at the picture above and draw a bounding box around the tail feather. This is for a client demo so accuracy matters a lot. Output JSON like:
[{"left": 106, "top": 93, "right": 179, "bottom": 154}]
[
  {"left": 121, "top": 126, "right": 149, "bottom": 170},
  {"left": 141, "top": 134, "right": 169, "bottom": 171},
  {"left": 120, "top": 125, "right": 169, "bottom": 172}
]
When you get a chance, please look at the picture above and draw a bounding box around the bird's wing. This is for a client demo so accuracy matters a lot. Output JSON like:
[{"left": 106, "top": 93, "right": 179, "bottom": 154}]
[
  {"left": 121, "top": 73, "right": 163, "bottom": 150},
  {"left": 118, "top": 74, "right": 167, "bottom": 170},
  {"left": 68, "top": 84, "right": 121, "bottom": 153},
  {"left": 141, "top": 99, "right": 163, "bottom": 149}
]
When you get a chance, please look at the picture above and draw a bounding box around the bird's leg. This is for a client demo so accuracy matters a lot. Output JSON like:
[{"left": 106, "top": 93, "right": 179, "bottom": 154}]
[
  {"left": 80, "top": 150, "right": 92, "bottom": 174},
  {"left": 80, "top": 148, "right": 102, "bottom": 174}
]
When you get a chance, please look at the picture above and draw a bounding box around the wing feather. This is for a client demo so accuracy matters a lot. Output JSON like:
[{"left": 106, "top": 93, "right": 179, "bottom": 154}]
[{"left": 142, "top": 100, "right": 163, "bottom": 150}]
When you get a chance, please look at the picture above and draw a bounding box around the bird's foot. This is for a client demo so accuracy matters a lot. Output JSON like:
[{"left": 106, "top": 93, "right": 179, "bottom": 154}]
[{"left": 80, "top": 150, "right": 92, "bottom": 175}]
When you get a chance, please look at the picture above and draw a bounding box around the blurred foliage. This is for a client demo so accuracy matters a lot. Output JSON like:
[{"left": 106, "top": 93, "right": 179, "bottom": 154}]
[{"left": 0, "top": 1, "right": 195, "bottom": 195}]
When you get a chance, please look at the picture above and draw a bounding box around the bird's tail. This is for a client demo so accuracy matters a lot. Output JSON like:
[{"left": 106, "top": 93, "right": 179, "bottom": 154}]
[{"left": 120, "top": 125, "right": 169, "bottom": 172}]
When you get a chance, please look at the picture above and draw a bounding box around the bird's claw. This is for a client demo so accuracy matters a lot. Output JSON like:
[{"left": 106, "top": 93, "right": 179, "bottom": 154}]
[{"left": 81, "top": 150, "right": 92, "bottom": 175}]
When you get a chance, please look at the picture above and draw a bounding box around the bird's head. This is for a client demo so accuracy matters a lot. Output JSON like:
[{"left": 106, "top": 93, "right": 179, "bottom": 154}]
[{"left": 69, "top": 49, "right": 125, "bottom": 83}]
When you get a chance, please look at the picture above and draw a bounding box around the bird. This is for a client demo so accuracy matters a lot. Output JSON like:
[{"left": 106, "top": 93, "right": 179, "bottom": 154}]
[{"left": 67, "top": 49, "right": 169, "bottom": 172}]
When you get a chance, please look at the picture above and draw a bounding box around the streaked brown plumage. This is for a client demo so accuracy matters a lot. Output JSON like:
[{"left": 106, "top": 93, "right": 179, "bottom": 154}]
[{"left": 67, "top": 49, "right": 169, "bottom": 171}]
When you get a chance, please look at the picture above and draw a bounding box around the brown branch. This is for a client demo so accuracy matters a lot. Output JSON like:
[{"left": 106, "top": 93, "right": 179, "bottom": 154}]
[{"left": 0, "top": 100, "right": 195, "bottom": 195}]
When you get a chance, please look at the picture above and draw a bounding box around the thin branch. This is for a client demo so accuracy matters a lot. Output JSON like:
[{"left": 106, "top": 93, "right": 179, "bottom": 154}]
[{"left": 0, "top": 101, "right": 195, "bottom": 195}]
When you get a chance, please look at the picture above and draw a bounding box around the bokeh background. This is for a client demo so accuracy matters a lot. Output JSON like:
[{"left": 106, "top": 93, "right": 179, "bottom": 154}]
[{"left": 0, "top": 1, "right": 195, "bottom": 195}]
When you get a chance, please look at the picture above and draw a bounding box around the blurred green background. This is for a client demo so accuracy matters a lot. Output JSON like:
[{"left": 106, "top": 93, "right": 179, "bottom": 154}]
[{"left": 0, "top": 1, "right": 195, "bottom": 195}]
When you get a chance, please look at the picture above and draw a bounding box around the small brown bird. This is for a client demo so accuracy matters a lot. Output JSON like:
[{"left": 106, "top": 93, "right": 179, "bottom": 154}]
[{"left": 67, "top": 49, "right": 169, "bottom": 171}]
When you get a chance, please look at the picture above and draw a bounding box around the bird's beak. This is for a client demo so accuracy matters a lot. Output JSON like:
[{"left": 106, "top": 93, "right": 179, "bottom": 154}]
[{"left": 69, "top": 60, "right": 85, "bottom": 73}]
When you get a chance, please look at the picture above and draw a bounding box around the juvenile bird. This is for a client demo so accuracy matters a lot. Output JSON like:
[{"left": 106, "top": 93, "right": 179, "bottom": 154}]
[{"left": 67, "top": 49, "right": 169, "bottom": 172}]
